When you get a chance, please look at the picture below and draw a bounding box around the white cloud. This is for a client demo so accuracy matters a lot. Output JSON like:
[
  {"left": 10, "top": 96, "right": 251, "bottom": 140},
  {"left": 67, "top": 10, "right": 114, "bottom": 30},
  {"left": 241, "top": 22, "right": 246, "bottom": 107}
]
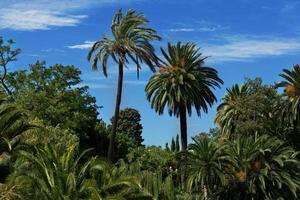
[
  {"left": 0, "top": 9, "right": 86, "bottom": 31},
  {"left": 0, "top": 0, "right": 125, "bottom": 31},
  {"left": 168, "top": 20, "right": 228, "bottom": 33},
  {"left": 169, "top": 28, "right": 195, "bottom": 32},
  {"left": 67, "top": 41, "right": 95, "bottom": 49},
  {"left": 203, "top": 36, "right": 300, "bottom": 63},
  {"left": 42, "top": 48, "right": 65, "bottom": 53}
]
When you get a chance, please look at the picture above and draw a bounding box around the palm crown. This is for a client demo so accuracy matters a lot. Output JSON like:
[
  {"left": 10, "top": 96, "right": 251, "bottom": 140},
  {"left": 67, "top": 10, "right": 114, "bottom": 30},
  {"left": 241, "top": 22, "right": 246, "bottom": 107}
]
[
  {"left": 146, "top": 42, "right": 223, "bottom": 150},
  {"left": 87, "top": 9, "right": 161, "bottom": 77},
  {"left": 215, "top": 84, "right": 249, "bottom": 136},
  {"left": 146, "top": 42, "right": 223, "bottom": 117},
  {"left": 278, "top": 65, "right": 300, "bottom": 123}
]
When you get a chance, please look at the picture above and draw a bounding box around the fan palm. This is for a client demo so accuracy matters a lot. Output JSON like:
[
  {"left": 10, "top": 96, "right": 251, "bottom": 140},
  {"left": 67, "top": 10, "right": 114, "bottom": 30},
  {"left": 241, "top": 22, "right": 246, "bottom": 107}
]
[
  {"left": 87, "top": 9, "right": 160, "bottom": 161},
  {"left": 145, "top": 42, "right": 223, "bottom": 150},
  {"left": 215, "top": 84, "right": 249, "bottom": 137}
]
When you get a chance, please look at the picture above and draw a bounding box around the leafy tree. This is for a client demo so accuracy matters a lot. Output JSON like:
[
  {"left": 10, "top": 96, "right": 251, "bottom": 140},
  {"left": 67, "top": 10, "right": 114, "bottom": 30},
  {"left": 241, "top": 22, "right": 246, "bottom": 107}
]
[
  {"left": 6, "top": 61, "right": 102, "bottom": 151},
  {"left": 216, "top": 78, "right": 282, "bottom": 138},
  {"left": 21, "top": 119, "right": 79, "bottom": 155},
  {"left": 146, "top": 42, "right": 223, "bottom": 150},
  {"left": 87, "top": 9, "right": 160, "bottom": 161},
  {"left": 0, "top": 37, "right": 21, "bottom": 95},
  {"left": 109, "top": 108, "right": 144, "bottom": 160},
  {"left": 127, "top": 146, "right": 177, "bottom": 177}
]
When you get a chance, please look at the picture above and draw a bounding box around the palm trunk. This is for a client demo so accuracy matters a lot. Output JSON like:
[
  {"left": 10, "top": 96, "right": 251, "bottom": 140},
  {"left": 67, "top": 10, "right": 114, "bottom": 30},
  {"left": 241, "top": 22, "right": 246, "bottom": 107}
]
[
  {"left": 107, "top": 60, "right": 123, "bottom": 162},
  {"left": 179, "top": 102, "right": 188, "bottom": 189},
  {"left": 179, "top": 102, "right": 187, "bottom": 151}
]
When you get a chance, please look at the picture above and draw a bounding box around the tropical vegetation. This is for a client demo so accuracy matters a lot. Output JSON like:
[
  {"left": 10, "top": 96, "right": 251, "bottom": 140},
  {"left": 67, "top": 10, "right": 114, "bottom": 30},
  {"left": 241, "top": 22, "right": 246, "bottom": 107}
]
[{"left": 0, "top": 8, "right": 300, "bottom": 200}]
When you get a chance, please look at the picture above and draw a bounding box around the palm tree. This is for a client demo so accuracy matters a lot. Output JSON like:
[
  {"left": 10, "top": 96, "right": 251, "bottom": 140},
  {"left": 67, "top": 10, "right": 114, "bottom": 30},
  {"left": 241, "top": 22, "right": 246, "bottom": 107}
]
[
  {"left": 277, "top": 65, "right": 300, "bottom": 128},
  {"left": 0, "top": 89, "right": 31, "bottom": 183},
  {"left": 87, "top": 9, "right": 160, "bottom": 161},
  {"left": 11, "top": 144, "right": 151, "bottom": 200},
  {"left": 219, "top": 135, "right": 300, "bottom": 200},
  {"left": 185, "top": 135, "right": 231, "bottom": 196},
  {"left": 145, "top": 42, "right": 223, "bottom": 150},
  {"left": 215, "top": 84, "right": 249, "bottom": 137}
]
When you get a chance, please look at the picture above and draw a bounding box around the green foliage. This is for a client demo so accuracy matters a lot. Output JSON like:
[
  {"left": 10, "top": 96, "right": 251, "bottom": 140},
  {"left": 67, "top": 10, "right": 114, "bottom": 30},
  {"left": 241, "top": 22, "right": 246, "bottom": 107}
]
[
  {"left": 2, "top": 13, "right": 300, "bottom": 200},
  {"left": 109, "top": 108, "right": 144, "bottom": 160},
  {"left": 277, "top": 65, "right": 300, "bottom": 149},
  {"left": 6, "top": 61, "right": 102, "bottom": 150},
  {"left": 127, "top": 146, "right": 177, "bottom": 176},
  {"left": 0, "top": 37, "right": 21, "bottom": 95},
  {"left": 184, "top": 135, "right": 300, "bottom": 199},
  {"left": 22, "top": 119, "right": 79, "bottom": 155},
  {"left": 8, "top": 144, "right": 151, "bottom": 200},
  {"left": 146, "top": 42, "right": 223, "bottom": 117},
  {"left": 0, "top": 90, "right": 31, "bottom": 183},
  {"left": 278, "top": 64, "right": 300, "bottom": 123},
  {"left": 184, "top": 135, "right": 230, "bottom": 195},
  {"left": 216, "top": 78, "right": 282, "bottom": 138},
  {"left": 222, "top": 135, "right": 300, "bottom": 199},
  {"left": 87, "top": 9, "right": 160, "bottom": 77}
]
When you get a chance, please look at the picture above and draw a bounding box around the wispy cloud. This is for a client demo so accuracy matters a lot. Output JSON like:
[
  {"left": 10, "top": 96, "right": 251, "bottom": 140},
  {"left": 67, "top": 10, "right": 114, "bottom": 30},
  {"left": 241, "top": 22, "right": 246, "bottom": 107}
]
[
  {"left": 0, "top": 0, "right": 126, "bottom": 31},
  {"left": 67, "top": 41, "right": 95, "bottom": 49},
  {"left": 42, "top": 48, "right": 65, "bottom": 53},
  {"left": 203, "top": 36, "right": 300, "bottom": 63},
  {"left": 169, "top": 28, "right": 195, "bottom": 32},
  {"left": 0, "top": 9, "right": 87, "bottom": 31},
  {"left": 281, "top": 1, "right": 299, "bottom": 13},
  {"left": 168, "top": 20, "right": 228, "bottom": 33}
]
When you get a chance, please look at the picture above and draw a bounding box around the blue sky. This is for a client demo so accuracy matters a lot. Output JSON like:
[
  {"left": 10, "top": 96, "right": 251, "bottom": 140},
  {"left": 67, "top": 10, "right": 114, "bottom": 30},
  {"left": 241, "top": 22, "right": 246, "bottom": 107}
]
[{"left": 1, "top": 0, "right": 300, "bottom": 146}]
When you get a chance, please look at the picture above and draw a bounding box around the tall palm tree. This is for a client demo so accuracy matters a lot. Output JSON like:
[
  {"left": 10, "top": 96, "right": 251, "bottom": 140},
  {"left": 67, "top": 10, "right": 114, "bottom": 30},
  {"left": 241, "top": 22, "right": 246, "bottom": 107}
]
[
  {"left": 87, "top": 9, "right": 160, "bottom": 161},
  {"left": 215, "top": 84, "right": 249, "bottom": 137},
  {"left": 145, "top": 42, "right": 223, "bottom": 150}
]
